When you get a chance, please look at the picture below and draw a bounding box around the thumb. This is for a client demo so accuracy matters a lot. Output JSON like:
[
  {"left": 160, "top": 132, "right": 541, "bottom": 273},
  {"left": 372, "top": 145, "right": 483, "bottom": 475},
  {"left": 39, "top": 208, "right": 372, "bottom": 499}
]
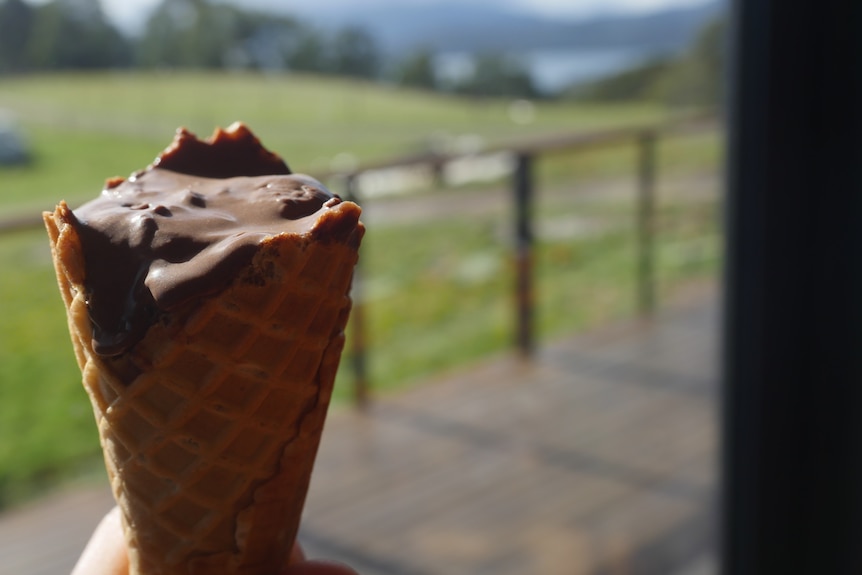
[{"left": 71, "top": 507, "right": 129, "bottom": 575}]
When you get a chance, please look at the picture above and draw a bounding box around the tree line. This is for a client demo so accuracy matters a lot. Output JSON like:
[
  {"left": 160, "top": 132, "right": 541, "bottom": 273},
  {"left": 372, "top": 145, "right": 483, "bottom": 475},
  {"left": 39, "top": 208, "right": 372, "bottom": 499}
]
[
  {"left": 0, "top": 0, "right": 537, "bottom": 98},
  {"left": 0, "top": 0, "right": 723, "bottom": 106}
]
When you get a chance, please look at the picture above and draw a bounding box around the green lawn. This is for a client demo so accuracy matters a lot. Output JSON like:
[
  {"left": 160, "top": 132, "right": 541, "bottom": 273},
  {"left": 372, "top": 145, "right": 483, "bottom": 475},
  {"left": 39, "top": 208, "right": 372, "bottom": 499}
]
[
  {"left": 0, "top": 71, "right": 672, "bottom": 210},
  {"left": 0, "top": 72, "right": 722, "bottom": 507}
]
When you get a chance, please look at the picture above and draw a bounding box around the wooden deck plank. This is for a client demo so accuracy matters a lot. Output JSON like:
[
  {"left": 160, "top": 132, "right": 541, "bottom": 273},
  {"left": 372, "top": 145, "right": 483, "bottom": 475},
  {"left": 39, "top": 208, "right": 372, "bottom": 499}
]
[
  {"left": 297, "top": 285, "right": 720, "bottom": 574},
  {"left": 0, "top": 283, "right": 719, "bottom": 575}
]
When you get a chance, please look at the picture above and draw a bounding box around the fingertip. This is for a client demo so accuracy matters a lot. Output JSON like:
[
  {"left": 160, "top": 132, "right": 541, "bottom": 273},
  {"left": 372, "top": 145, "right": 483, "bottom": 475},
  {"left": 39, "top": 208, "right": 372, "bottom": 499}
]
[
  {"left": 288, "top": 541, "right": 307, "bottom": 564},
  {"left": 282, "top": 559, "right": 360, "bottom": 575}
]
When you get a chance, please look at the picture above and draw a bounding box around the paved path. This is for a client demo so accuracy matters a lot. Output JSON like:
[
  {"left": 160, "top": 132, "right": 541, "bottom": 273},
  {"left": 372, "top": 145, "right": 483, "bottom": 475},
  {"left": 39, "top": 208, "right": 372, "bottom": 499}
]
[{"left": 0, "top": 283, "right": 719, "bottom": 575}]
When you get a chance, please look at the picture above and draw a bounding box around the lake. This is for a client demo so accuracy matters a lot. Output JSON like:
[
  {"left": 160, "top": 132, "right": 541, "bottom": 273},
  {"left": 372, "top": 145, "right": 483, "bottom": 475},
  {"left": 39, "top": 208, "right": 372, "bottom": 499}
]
[{"left": 435, "top": 48, "right": 656, "bottom": 94}]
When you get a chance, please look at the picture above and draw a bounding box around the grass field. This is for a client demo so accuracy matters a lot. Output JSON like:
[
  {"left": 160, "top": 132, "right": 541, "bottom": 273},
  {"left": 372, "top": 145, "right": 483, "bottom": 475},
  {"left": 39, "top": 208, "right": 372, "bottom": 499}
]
[
  {"left": 0, "top": 71, "right": 671, "bottom": 211},
  {"left": 0, "top": 72, "right": 722, "bottom": 507}
]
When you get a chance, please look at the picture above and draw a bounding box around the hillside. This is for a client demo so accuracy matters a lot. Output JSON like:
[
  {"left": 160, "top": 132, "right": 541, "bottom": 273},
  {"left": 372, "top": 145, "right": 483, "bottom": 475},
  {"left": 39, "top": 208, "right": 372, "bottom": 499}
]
[{"left": 297, "top": 0, "right": 726, "bottom": 56}]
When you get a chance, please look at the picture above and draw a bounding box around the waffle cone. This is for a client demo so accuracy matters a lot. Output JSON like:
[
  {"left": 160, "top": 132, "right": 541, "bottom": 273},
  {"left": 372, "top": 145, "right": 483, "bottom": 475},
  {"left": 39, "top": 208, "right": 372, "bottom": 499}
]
[{"left": 44, "top": 200, "right": 363, "bottom": 575}]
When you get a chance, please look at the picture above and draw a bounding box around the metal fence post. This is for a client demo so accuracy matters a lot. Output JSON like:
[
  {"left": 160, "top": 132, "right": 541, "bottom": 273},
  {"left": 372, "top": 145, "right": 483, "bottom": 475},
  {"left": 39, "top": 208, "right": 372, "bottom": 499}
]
[
  {"left": 513, "top": 152, "right": 535, "bottom": 357},
  {"left": 344, "top": 173, "right": 370, "bottom": 408},
  {"left": 636, "top": 130, "right": 657, "bottom": 315}
]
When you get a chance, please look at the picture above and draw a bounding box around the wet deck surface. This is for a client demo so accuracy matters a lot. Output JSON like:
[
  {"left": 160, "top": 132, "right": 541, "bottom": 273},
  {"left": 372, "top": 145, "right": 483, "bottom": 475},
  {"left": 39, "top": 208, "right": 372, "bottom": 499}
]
[{"left": 0, "top": 284, "right": 719, "bottom": 575}]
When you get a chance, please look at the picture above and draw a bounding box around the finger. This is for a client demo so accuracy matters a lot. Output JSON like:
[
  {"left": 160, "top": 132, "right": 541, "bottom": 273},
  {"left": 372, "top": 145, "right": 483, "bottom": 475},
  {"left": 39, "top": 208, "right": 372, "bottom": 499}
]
[
  {"left": 288, "top": 541, "right": 307, "bottom": 565},
  {"left": 281, "top": 559, "right": 360, "bottom": 575},
  {"left": 71, "top": 506, "right": 130, "bottom": 575}
]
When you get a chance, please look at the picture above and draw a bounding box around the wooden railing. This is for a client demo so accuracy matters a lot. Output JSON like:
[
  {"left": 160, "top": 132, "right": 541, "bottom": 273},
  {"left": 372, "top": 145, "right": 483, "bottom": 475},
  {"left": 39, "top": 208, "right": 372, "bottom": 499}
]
[
  {"left": 334, "top": 114, "right": 717, "bottom": 405},
  {"left": 0, "top": 114, "right": 719, "bottom": 407}
]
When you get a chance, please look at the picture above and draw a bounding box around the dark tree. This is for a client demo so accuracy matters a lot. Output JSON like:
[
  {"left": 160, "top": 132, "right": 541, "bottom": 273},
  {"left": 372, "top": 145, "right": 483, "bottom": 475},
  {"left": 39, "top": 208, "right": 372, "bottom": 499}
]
[
  {"left": 330, "top": 26, "right": 380, "bottom": 79},
  {"left": 137, "top": 0, "right": 230, "bottom": 68},
  {"left": 138, "top": 0, "right": 321, "bottom": 73},
  {"left": 23, "top": 0, "right": 131, "bottom": 70},
  {"left": 0, "top": 0, "right": 36, "bottom": 72},
  {"left": 284, "top": 26, "right": 328, "bottom": 73},
  {"left": 394, "top": 49, "right": 438, "bottom": 91},
  {"left": 235, "top": 19, "right": 306, "bottom": 71},
  {"left": 454, "top": 53, "right": 537, "bottom": 99}
]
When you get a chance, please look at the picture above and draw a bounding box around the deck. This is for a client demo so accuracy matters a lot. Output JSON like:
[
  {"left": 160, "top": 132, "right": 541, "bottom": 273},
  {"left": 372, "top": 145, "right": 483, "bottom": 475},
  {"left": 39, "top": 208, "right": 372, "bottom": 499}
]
[{"left": 0, "top": 282, "right": 719, "bottom": 575}]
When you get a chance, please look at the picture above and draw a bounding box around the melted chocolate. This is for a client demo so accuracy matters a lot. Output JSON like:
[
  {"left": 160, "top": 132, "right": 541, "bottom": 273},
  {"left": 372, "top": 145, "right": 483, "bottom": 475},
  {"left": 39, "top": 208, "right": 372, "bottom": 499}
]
[
  {"left": 152, "top": 124, "right": 291, "bottom": 178},
  {"left": 70, "top": 124, "right": 343, "bottom": 357}
]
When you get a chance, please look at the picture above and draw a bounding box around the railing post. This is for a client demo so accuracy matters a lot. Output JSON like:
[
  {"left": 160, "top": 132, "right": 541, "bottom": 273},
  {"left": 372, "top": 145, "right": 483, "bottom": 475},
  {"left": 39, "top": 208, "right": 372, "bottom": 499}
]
[
  {"left": 344, "top": 173, "right": 370, "bottom": 408},
  {"left": 636, "top": 130, "right": 657, "bottom": 315},
  {"left": 513, "top": 152, "right": 535, "bottom": 358}
]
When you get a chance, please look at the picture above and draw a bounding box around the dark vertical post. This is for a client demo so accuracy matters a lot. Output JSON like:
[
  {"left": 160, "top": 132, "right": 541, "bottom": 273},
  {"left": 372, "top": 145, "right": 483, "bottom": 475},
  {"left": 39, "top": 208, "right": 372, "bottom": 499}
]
[
  {"left": 344, "top": 173, "right": 370, "bottom": 408},
  {"left": 430, "top": 155, "right": 446, "bottom": 188},
  {"left": 723, "top": 1, "right": 862, "bottom": 573},
  {"left": 513, "top": 152, "right": 534, "bottom": 357},
  {"left": 636, "top": 130, "right": 657, "bottom": 315}
]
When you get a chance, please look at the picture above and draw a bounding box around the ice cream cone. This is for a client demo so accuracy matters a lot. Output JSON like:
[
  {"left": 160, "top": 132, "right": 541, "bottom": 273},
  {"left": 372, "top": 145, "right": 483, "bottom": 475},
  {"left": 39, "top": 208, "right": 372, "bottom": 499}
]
[{"left": 44, "top": 193, "right": 363, "bottom": 574}]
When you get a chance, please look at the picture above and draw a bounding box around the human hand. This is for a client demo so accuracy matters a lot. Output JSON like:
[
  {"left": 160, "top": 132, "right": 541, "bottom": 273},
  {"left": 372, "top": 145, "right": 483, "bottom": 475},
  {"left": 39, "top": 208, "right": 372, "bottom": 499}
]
[{"left": 72, "top": 507, "right": 358, "bottom": 575}]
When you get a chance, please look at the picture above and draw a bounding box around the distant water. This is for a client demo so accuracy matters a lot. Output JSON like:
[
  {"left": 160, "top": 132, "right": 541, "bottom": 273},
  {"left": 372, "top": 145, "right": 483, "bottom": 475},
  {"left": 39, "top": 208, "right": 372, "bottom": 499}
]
[{"left": 435, "top": 48, "right": 652, "bottom": 94}]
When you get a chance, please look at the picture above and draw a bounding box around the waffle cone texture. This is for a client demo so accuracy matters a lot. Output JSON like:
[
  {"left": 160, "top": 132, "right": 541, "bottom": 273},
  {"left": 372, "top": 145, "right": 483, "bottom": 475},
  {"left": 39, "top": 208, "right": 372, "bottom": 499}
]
[{"left": 44, "top": 200, "right": 363, "bottom": 575}]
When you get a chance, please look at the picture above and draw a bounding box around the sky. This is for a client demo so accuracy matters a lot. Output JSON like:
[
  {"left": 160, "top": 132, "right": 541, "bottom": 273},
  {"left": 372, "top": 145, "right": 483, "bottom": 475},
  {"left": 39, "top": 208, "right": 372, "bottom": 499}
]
[{"left": 90, "top": 0, "right": 714, "bottom": 35}]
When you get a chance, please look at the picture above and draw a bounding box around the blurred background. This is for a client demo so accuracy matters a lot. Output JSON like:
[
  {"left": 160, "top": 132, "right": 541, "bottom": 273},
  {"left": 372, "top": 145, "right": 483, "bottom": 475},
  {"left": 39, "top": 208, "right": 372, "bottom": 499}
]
[{"left": 0, "top": 0, "right": 725, "bottom": 573}]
